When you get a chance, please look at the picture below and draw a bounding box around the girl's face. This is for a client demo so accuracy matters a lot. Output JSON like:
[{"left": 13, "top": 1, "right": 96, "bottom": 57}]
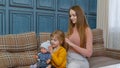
[
  {"left": 69, "top": 9, "right": 77, "bottom": 24},
  {"left": 50, "top": 36, "right": 61, "bottom": 48},
  {"left": 40, "top": 47, "right": 47, "bottom": 53}
]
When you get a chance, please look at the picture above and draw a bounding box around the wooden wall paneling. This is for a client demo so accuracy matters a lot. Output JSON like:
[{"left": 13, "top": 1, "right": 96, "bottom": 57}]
[
  {"left": 36, "top": 11, "right": 56, "bottom": 33},
  {"left": 0, "top": 9, "right": 5, "bottom": 35},
  {"left": 57, "top": 13, "right": 68, "bottom": 32},
  {"left": 9, "top": 10, "right": 33, "bottom": 34}
]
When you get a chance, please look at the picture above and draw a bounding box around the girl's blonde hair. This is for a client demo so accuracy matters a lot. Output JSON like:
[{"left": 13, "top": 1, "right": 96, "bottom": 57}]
[{"left": 50, "top": 30, "right": 67, "bottom": 50}]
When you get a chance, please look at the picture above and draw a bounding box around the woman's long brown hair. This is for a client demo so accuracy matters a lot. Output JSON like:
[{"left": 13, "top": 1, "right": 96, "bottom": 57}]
[{"left": 67, "top": 5, "right": 89, "bottom": 48}]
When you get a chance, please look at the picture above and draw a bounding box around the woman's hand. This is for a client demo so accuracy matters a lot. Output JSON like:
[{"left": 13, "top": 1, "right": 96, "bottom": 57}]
[{"left": 65, "top": 38, "right": 74, "bottom": 47}]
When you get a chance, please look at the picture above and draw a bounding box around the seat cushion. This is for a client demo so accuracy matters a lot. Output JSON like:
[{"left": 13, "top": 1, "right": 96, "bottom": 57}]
[
  {"left": 89, "top": 56, "right": 120, "bottom": 68},
  {"left": 15, "top": 66, "right": 30, "bottom": 68},
  {"left": 0, "top": 51, "right": 37, "bottom": 67}
]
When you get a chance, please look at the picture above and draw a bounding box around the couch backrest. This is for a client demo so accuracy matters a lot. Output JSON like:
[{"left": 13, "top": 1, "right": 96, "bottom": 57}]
[
  {"left": 0, "top": 32, "right": 37, "bottom": 52},
  {"left": 92, "top": 29, "right": 105, "bottom": 57},
  {"left": 38, "top": 32, "right": 51, "bottom": 45},
  {"left": 39, "top": 29, "right": 105, "bottom": 57}
]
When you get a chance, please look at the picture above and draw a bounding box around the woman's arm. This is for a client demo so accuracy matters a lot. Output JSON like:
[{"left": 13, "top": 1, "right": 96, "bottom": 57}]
[{"left": 65, "top": 27, "right": 93, "bottom": 57}]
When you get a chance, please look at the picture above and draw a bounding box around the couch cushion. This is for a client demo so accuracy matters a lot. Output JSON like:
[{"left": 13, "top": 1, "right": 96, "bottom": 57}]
[
  {"left": 89, "top": 56, "right": 120, "bottom": 68},
  {"left": 16, "top": 66, "right": 30, "bottom": 68},
  {"left": 0, "top": 58, "right": 8, "bottom": 68},
  {"left": 92, "top": 29, "right": 105, "bottom": 57},
  {"left": 92, "top": 43, "right": 105, "bottom": 56},
  {"left": 0, "top": 32, "right": 37, "bottom": 52},
  {"left": 0, "top": 51, "right": 37, "bottom": 68}
]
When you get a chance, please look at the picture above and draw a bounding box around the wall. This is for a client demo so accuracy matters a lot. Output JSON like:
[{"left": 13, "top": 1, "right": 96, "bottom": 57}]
[{"left": 0, "top": 0, "right": 97, "bottom": 35}]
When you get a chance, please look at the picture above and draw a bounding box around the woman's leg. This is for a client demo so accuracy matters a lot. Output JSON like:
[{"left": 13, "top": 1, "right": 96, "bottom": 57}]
[
  {"left": 67, "top": 60, "right": 89, "bottom": 68},
  {"left": 67, "top": 61, "right": 80, "bottom": 68}
]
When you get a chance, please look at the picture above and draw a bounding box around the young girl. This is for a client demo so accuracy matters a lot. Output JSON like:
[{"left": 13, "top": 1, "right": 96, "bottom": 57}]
[{"left": 49, "top": 30, "right": 67, "bottom": 68}]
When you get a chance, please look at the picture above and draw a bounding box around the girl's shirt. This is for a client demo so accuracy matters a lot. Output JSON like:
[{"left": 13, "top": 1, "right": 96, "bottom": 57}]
[{"left": 51, "top": 46, "right": 67, "bottom": 68}]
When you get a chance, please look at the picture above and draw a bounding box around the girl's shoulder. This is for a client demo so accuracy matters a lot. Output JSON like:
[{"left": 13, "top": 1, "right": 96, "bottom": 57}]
[{"left": 59, "top": 46, "right": 66, "bottom": 52}]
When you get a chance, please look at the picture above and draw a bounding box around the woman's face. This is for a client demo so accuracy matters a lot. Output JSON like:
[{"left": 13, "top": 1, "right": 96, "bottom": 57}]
[{"left": 70, "top": 9, "right": 77, "bottom": 24}]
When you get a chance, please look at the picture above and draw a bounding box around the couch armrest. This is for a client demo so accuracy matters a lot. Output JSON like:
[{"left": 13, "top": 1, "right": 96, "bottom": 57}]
[{"left": 105, "top": 48, "right": 120, "bottom": 60}]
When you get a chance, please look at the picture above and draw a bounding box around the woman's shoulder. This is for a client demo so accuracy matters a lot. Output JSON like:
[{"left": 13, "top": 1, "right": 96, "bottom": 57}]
[
  {"left": 85, "top": 27, "right": 93, "bottom": 37},
  {"left": 85, "top": 27, "right": 92, "bottom": 33}
]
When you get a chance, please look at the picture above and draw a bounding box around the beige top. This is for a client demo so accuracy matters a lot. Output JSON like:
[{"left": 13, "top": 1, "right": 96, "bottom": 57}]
[{"left": 69, "top": 27, "right": 80, "bottom": 52}]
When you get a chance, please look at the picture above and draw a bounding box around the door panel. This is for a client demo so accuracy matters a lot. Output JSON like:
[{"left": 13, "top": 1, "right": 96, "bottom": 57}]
[
  {"left": 57, "top": 13, "right": 68, "bottom": 32},
  {"left": 0, "top": 9, "right": 5, "bottom": 35},
  {"left": 9, "top": 10, "right": 33, "bottom": 34},
  {"left": 9, "top": 0, "right": 33, "bottom": 8},
  {"left": 57, "top": 0, "right": 73, "bottom": 12},
  {"left": 37, "top": 12, "right": 55, "bottom": 32},
  {"left": 37, "top": 0, "right": 55, "bottom": 10}
]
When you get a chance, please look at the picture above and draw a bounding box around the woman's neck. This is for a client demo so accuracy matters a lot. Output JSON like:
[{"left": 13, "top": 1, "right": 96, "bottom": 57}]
[{"left": 73, "top": 26, "right": 78, "bottom": 32}]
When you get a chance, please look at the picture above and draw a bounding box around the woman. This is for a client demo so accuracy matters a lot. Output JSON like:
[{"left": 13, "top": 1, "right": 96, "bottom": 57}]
[{"left": 65, "top": 5, "right": 93, "bottom": 68}]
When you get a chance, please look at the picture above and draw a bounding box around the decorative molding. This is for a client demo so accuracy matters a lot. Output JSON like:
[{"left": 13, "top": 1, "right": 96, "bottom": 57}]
[
  {"left": 87, "top": 16, "right": 96, "bottom": 29},
  {"left": 36, "top": 0, "right": 55, "bottom": 10},
  {"left": 9, "top": 0, "right": 33, "bottom": 8},
  {"left": 0, "top": 0, "right": 5, "bottom": 6},
  {"left": 75, "top": 0, "right": 89, "bottom": 14},
  {"left": 88, "top": 0, "right": 97, "bottom": 15},
  {"left": 57, "top": 13, "right": 68, "bottom": 32},
  {"left": 57, "top": 0, "right": 72, "bottom": 12},
  {"left": 36, "top": 12, "right": 55, "bottom": 33},
  {"left": 0, "top": 9, "right": 4, "bottom": 35},
  {"left": 9, "top": 10, "right": 33, "bottom": 34}
]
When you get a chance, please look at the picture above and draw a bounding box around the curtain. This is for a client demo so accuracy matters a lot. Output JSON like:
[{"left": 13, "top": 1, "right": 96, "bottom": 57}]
[{"left": 108, "top": 0, "right": 120, "bottom": 50}]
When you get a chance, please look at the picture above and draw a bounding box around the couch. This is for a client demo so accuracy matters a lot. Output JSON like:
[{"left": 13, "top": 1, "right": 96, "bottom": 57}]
[{"left": 0, "top": 29, "right": 120, "bottom": 68}]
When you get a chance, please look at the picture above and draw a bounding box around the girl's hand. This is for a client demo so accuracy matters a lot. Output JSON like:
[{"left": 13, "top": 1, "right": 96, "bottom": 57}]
[{"left": 48, "top": 46, "right": 53, "bottom": 54}]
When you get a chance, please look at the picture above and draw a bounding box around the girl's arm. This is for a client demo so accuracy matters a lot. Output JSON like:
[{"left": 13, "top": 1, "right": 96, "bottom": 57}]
[
  {"left": 65, "top": 27, "right": 93, "bottom": 57},
  {"left": 51, "top": 48, "right": 66, "bottom": 66}
]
